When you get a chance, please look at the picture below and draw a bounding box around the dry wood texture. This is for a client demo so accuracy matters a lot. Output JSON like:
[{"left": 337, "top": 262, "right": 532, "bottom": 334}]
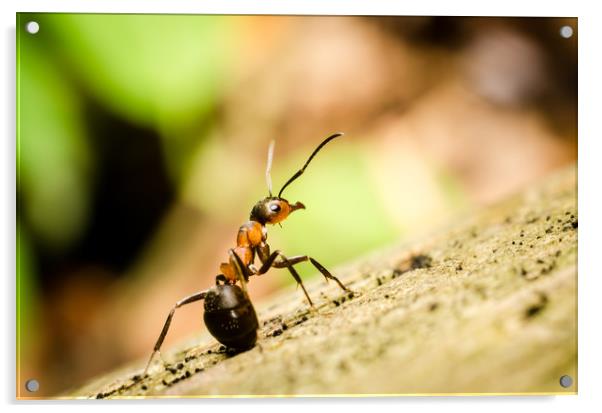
[{"left": 69, "top": 165, "right": 577, "bottom": 398}]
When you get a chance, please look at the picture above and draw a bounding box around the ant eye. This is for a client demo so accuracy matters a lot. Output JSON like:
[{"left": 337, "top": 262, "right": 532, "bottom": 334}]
[{"left": 269, "top": 204, "right": 281, "bottom": 213}]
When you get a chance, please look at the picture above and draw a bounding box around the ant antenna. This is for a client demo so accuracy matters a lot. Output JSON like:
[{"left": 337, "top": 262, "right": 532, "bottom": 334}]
[
  {"left": 266, "top": 140, "right": 275, "bottom": 197},
  {"left": 278, "top": 132, "right": 344, "bottom": 198}
]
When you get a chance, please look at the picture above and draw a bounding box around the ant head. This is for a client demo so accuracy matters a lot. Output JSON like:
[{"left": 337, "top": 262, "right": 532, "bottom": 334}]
[
  {"left": 250, "top": 197, "right": 305, "bottom": 225},
  {"left": 254, "top": 132, "right": 342, "bottom": 226}
]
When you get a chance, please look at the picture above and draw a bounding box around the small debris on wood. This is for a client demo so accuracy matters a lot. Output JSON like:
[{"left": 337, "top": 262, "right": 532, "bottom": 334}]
[{"left": 524, "top": 293, "right": 549, "bottom": 319}]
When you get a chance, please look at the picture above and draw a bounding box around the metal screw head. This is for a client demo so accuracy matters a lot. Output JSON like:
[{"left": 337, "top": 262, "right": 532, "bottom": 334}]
[
  {"left": 559, "top": 375, "right": 573, "bottom": 388},
  {"left": 25, "top": 21, "right": 40, "bottom": 34},
  {"left": 25, "top": 379, "right": 39, "bottom": 392},
  {"left": 559, "top": 25, "right": 573, "bottom": 39}
]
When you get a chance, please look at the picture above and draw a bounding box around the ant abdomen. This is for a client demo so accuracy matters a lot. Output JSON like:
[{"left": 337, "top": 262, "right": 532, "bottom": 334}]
[{"left": 203, "top": 284, "right": 259, "bottom": 350}]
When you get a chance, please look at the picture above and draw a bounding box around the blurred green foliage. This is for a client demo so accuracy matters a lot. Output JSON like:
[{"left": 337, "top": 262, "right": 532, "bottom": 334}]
[
  {"left": 17, "top": 11, "right": 471, "bottom": 299},
  {"left": 48, "top": 14, "right": 231, "bottom": 128},
  {"left": 27, "top": 14, "right": 237, "bottom": 182},
  {"left": 18, "top": 31, "right": 92, "bottom": 251},
  {"left": 17, "top": 12, "right": 240, "bottom": 263},
  {"left": 17, "top": 12, "right": 470, "bottom": 294}
]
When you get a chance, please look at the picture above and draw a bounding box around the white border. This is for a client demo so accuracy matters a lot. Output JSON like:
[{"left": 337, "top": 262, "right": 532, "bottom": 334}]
[{"left": 3, "top": 1, "right": 600, "bottom": 412}]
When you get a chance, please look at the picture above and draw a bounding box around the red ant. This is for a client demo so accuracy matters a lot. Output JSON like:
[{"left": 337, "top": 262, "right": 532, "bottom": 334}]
[{"left": 144, "top": 133, "right": 351, "bottom": 374}]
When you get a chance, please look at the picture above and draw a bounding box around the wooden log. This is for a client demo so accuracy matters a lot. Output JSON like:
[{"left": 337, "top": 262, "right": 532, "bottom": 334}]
[{"left": 69, "top": 165, "right": 577, "bottom": 398}]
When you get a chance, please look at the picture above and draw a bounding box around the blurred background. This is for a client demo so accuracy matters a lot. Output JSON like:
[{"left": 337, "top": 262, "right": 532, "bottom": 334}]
[{"left": 16, "top": 14, "right": 577, "bottom": 396}]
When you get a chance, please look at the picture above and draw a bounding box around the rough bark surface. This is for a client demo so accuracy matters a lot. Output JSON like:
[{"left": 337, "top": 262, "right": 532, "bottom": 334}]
[{"left": 70, "top": 166, "right": 577, "bottom": 398}]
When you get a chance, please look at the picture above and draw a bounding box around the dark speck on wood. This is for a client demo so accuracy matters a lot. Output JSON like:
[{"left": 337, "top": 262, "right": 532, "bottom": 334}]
[
  {"left": 524, "top": 294, "right": 549, "bottom": 319},
  {"left": 411, "top": 254, "right": 433, "bottom": 270}
]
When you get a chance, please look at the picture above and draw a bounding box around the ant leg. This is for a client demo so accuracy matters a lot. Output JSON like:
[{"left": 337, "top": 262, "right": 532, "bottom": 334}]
[
  {"left": 279, "top": 253, "right": 314, "bottom": 307},
  {"left": 269, "top": 254, "right": 350, "bottom": 292},
  {"left": 255, "top": 249, "right": 281, "bottom": 275},
  {"left": 256, "top": 249, "right": 314, "bottom": 306},
  {"left": 228, "top": 249, "right": 251, "bottom": 294},
  {"left": 307, "top": 257, "right": 351, "bottom": 293},
  {"left": 143, "top": 290, "right": 208, "bottom": 376}
]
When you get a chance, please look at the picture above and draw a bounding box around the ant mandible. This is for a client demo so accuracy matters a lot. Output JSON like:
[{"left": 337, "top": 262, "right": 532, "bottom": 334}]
[{"left": 144, "top": 133, "right": 351, "bottom": 374}]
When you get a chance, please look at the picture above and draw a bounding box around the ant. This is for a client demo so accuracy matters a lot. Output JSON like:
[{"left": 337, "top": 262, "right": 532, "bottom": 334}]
[{"left": 143, "top": 133, "right": 351, "bottom": 375}]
